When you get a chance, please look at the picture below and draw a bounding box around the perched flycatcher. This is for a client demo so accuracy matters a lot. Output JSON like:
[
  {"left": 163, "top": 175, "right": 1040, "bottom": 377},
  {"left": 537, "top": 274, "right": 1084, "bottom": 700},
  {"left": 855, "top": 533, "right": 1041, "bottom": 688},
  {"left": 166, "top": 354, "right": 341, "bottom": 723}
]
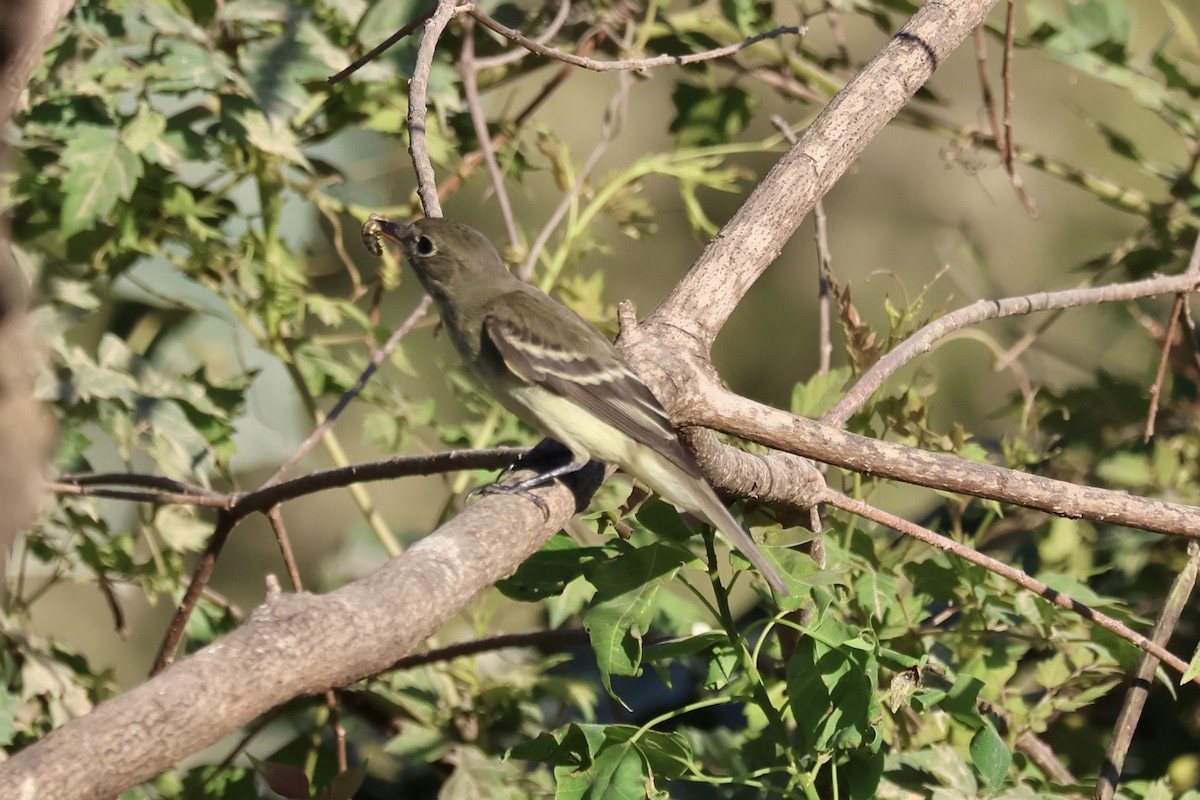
[{"left": 364, "top": 215, "right": 788, "bottom": 596}]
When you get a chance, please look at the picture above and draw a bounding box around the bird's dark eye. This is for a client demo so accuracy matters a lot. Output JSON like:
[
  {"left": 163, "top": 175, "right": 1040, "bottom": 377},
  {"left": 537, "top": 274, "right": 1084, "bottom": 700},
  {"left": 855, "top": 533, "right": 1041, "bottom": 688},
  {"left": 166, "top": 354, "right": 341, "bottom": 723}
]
[{"left": 416, "top": 235, "right": 436, "bottom": 256}]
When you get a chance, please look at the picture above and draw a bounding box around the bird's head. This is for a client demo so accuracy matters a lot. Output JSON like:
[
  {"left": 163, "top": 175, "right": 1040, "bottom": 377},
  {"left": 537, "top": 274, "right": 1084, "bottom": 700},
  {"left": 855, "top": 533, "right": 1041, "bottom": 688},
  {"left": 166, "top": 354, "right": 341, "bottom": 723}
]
[{"left": 363, "top": 215, "right": 508, "bottom": 294}]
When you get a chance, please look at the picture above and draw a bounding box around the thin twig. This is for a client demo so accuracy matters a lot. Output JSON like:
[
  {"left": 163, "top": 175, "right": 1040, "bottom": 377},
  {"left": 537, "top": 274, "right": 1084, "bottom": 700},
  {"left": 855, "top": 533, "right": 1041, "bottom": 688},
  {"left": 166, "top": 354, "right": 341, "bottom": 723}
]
[
  {"left": 266, "top": 505, "right": 303, "bottom": 592},
  {"left": 473, "top": 0, "right": 571, "bottom": 71},
  {"left": 326, "top": 5, "right": 437, "bottom": 85},
  {"left": 769, "top": 113, "right": 833, "bottom": 373},
  {"left": 153, "top": 510, "right": 237, "bottom": 674},
  {"left": 1145, "top": 231, "right": 1200, "bottom": 441},
  {"left": 999, "top": 0, "right": 1035, "bottom": 215},
  {"left": 466, "top": 8, "right": 802, "bottom": 72},
  {"left": 57, "top": 472, "right": 222, "bottom": 497},
  {"left": 518, "top": 68, "right": 634, "bottom": 281},
  {"left": 437, "top": 28, "right": 609, "bottom": 201},
  {"left": 974, "top": 25, "right": 1003, "bottom": 151},
  {"left": 1144, "top": 294, "right": 1185, "bottom": 441},
  {"left": 264, "top": 508, "right": 351, "bottom": 777},
  {"left": 56, "top": 448, "right": 526, "bottom": 515},
  {"left": 825, "top": 271, "right": 1200, "bottom": 427},
  {"left": 47, "top": 483, "right": 230, "bottom": 508},
  {"left": 459, "top": 17, "right": 520, "bottom": 246},
  {"left": 265, "top": 295, "right": 434, "bottom": 486},
  {"left": 408, "top": 0, "right": 464, "bottom": 216},
  {"left": 98, "top": 577, "right": 129, "bottom": 638},
  {"left": 1096, "top": 541, "right": 1200, "bottom": 800},
  {"left": 389, "top": 628, "right": 595, "bottom": 670},
  {"left": 315, "top": 202, "right": 367, "bottom": 301},
  {"left": 142, "top": 446, "right": 524, "bottom": 672},
  {"left": 823, "top": 490, "right": 1198, "bottom": 684},
  {"left": 326, "top": 689, "right": 348, "bottom": 773},
  {"left": 813, "top": 200, "right": 833, "bottom": 376}
]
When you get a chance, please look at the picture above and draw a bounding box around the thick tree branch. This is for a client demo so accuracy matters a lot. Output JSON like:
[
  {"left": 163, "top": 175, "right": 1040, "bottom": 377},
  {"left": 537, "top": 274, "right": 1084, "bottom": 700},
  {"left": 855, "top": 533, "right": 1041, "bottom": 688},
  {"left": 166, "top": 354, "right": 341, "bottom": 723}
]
[
  {"left": 702, "top": 387, "right": 1200, "bottom": 539},
  {"left": 0, "top": 458, "right": 603, "bottom": 800}
]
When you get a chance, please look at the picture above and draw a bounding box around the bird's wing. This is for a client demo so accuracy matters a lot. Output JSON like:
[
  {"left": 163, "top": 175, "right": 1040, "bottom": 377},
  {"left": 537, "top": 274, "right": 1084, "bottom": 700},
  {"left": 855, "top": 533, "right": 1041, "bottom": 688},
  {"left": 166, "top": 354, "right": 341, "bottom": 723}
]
[{"left": 482, "top": 290, "right": 699, "bottom": 476}]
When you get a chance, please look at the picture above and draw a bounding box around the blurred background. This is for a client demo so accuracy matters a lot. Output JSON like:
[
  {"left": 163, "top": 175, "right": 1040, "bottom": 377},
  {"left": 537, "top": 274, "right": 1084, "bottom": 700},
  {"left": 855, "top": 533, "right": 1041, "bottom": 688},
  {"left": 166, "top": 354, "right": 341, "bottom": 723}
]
[{"left": 9, "top": 0, "right": 1200, "bottom": 793}]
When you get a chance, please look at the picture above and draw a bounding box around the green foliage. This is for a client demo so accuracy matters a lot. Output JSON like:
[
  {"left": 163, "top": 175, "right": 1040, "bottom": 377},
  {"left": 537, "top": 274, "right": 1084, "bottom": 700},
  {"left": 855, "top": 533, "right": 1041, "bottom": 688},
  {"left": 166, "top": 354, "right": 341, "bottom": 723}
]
[{"left": 7, "top": 0, "right": 1200, "bottom": 797}]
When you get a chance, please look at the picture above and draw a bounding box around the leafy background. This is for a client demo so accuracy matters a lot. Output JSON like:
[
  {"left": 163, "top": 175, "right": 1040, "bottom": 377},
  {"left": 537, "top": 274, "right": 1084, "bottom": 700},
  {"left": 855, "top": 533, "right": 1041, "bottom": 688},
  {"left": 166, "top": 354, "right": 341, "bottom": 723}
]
[{"left": 5, "top": 0, "right": 1200, "bottom": 797}]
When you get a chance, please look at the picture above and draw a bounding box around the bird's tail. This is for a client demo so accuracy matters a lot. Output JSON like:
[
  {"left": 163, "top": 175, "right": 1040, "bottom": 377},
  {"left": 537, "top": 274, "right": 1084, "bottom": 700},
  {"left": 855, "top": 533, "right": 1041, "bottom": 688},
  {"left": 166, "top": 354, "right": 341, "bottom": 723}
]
[
  {"left": 626, "top": 447, "right": 789, "bottom": 595},
  {"left": 685, "top": 482, "right": 790, "bottom": 596}
]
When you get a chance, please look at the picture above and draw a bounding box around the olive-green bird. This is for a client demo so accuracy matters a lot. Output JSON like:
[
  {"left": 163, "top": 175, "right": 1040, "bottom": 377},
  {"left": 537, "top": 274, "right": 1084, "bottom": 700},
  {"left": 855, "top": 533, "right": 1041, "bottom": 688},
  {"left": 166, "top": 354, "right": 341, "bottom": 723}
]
[{"left": 364, "top": 215, "right": 788, "bottom": 596}]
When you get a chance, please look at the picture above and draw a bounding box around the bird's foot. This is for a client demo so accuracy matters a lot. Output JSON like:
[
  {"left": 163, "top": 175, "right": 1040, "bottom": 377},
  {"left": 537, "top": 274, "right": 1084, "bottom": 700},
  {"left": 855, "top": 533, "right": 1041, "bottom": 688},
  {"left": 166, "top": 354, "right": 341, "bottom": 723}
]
[{"left": 471, "top": 441, "right": 590, "bottom": 521}]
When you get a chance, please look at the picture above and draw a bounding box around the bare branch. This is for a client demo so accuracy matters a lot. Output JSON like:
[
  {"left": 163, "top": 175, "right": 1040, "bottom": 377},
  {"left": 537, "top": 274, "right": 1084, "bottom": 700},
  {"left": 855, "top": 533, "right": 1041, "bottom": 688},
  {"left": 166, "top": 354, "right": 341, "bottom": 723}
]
[
  {"left": 1096, "top": 541, "right": 1200, "bottom": 800},
  {"left": 265, "top": 295, "right": 434, "bottom": 486},
  {"left": 826, "top": 271, "right": 1200, "bottom": 427},
  {"left": 459, "top": 17, "right": 520, "bottom": 247},
  {"left": 325, "top": 5, "right": 436, "bottom": 85},
  {"left": 408, "top": 0, "right": 466, "bottom": 216},
  {"left": 466, "top": 8, "right": 802, "bottom": 72},
  {"left": 701, "top": 386, "right": 1200, "bottom": 540},
  {"left": 473, "top": 0, "right": 571, "bottom": 71}
]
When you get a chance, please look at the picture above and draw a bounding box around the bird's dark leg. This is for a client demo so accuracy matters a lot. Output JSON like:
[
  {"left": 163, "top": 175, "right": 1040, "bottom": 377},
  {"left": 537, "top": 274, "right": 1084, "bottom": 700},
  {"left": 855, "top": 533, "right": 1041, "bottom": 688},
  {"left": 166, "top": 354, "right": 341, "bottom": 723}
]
[{"left": 472, "top": 439, "right": 590, "bottom": 519}]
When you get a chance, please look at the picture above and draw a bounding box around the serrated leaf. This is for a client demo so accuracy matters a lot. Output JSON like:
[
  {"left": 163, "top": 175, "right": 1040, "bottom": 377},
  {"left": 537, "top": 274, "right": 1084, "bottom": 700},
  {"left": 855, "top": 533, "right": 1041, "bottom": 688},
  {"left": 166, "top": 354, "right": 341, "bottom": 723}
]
[
  {"left": 791, "top": 367, "right": 853, "bottom": 417},
  {"left": 61, "top": 125, "right": 143, "bottom": 236},
  {"left": 584, "top": 543, "right": 695, "bottom": 702},
  {"left": 438, "top": 747, "right": 523, "bottom": 800},
  {"left": 122, "top": 103, "right": 167, "bottom": 155}
]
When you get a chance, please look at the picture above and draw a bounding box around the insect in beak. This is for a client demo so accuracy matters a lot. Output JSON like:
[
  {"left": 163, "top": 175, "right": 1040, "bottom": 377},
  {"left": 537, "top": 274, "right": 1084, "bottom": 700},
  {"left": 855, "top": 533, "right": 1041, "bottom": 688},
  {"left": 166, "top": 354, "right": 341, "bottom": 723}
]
[{"left": 361, "top": 213, "right": 411, "bottom": 256}]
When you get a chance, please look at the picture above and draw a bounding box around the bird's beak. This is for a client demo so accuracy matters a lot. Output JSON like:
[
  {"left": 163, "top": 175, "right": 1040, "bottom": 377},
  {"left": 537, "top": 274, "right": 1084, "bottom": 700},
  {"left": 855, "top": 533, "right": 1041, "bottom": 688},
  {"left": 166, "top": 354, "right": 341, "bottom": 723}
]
[{"left": 361, "top": 213, "right": 412, "bottom": 256}]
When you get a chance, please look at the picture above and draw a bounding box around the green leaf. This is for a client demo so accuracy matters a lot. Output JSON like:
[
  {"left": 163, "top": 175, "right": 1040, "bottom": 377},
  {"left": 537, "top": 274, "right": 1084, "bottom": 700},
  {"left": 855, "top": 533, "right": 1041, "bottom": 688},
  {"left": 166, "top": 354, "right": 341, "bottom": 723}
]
[
  {"left": 1183, "top": 642, "right": 1200, "bottom": 685},
  {"left": 634, "top": 499, "right": 693, "bottom": 540},
  {"left": 496, "top": 536, "right": 603, "bottom": 602},
  {"left": 619, "top": 729, "right": 692, "bottom": 781},
  {"left": 845, "top": 749, "right": 885, "bottom": 800},
  {"left": 583, "top": 742, "right": 645, "bottom": 800},
  {"left": 969, "top": 720, "right": 1011, "bottom": 798},
  {"left": 154, "top": 505, "right": 212, "bottom": 552},
  {"left": 787, "top": 619, "right": 880, "bottom": 753},
  {"left": 791, "top": 367, "right": 853, "bottom": 417},
  {"left": 669, "top": 84, "right": 755, "bottom": 148},
  {"left": 61, "top": 125, "right": 144, "bottom": 236},
  {"left": 510, "top": 723, "right": 606, "bottom": 768},
  {"left": 384, "top": 723, "right": 454, "bottom": 762},
  {"left": 436, "top": 747, "right": 523, "bottom": 800},
  {"left": 122, "top": 103, "right": 167, "bottom": 155},
  {"left": 584, "top": 543, "right": 695, "bottom": 702},
  {"left": 0, "top": 689, "right": 20, "bottom": 747},
  {"left": 158, "top": 41, "right": 237, "bottom": 92}
]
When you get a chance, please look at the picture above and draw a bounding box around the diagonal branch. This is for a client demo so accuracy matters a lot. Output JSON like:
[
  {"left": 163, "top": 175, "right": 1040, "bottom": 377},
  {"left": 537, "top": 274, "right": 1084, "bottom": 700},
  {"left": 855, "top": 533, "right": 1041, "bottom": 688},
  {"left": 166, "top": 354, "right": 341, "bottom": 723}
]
[
  {"left": 0, "top": 460, "right": 604, "bottom": 800},
  {"left": 826, "top": 271, "right": 1200, "bottom": 426},
  {"left": 642, "top": 0, "right": 1000, "bottom": 350},
  {"left": 466, "top": 8, "right": 801, "bottom": 72}
]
